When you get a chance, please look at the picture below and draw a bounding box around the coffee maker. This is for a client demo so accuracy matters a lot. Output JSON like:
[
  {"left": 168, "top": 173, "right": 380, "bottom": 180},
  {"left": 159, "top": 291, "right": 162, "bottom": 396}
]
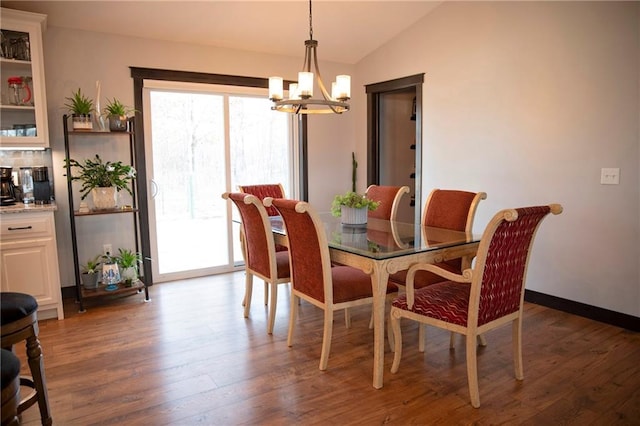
[
  {"left": 33, "top": 166, "right": 51, "bottom": 204},
  {"left": 1, "top": 166, "right": 17, "bottom": 206}
]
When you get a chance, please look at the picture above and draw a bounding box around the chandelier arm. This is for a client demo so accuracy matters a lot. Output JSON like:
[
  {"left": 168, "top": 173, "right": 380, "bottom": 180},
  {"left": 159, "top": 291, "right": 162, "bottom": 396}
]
[{"left": 312, "top": 44, "right": 332, "bottom": 101}]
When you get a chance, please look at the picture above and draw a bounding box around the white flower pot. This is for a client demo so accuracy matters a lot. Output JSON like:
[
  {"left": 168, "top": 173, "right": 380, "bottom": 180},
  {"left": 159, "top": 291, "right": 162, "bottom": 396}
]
[
  {"left": 72, "top": 114, "right": 93, "bottom": 130},
  {"left": 91, "top": 187, "right": 118, "bottom": 210},
  {"left": 341, "top": 206, "right": 368, "bottom": 225}
]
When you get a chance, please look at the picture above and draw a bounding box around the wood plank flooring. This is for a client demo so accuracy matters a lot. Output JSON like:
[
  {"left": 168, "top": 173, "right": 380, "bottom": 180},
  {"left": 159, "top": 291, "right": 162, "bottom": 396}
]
[{"left": 14, "top": 272, "right": 640, "bottom": 425}]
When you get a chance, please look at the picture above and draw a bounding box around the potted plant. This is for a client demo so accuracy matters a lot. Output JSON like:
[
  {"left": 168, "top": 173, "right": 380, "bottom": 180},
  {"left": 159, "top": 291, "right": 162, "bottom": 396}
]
[
  {"left": 331, "top": 191, "right": 379, "bottom": 225},
  {"left": 114, "top": 248, "right": 142, "bottom": 287},
  {"left": 64, "top": 88, "right": 94, "bottom": 130},
  {"left": 103, "top": 97, "right": 136, "bottom": 132},
  {"left": 80, "top": 255, "right": 101, "bottom": 289},
  {"left": 64, "top": 154, "right": 136, "bottom": 210},
  {"left": 330, "top": 152, "right": 379, "bottom": 225}
]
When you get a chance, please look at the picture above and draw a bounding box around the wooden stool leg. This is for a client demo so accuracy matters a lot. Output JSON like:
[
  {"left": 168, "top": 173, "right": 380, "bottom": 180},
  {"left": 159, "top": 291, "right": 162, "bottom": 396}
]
[{"left": 25, "top": 333, "right": 52, "bottom": 426}]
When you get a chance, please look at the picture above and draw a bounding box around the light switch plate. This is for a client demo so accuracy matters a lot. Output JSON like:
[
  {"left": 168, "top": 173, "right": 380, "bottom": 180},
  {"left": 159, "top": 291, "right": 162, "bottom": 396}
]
[{"left": 600, "top": 168, "right": 620, "bottom": 185}]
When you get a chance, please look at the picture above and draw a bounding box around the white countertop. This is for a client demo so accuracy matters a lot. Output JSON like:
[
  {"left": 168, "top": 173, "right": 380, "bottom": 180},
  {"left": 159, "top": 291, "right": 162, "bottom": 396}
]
[{"left": 0, "top": 201, "right": 58, "bottom": 214}]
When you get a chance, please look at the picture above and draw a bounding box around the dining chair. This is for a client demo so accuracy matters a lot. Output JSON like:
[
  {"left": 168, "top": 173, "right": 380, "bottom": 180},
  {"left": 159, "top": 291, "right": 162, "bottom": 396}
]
[
  {"left": 389, "top": 204, "right": 563, "bottom": 408},
  {"left": 238, "top": 183, "right": 288, "bottom": 305},
  {"left": 388, "top": 189, "right": 487, "bottom": 350},
  {"left": 365, "top": 184, "right": 410, "bottom": 221},
  {"left": 265, "top": 197, "right": 374, "bottom": 371},
  {"left": 222, "top": 192, "right": 290, "bottom": 334},
  {"left": 238, "top": 183, "right": 285, "bottom": 217}
]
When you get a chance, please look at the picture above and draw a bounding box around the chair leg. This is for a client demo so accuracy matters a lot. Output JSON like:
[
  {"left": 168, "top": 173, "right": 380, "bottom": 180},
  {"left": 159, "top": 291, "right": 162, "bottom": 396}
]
[
  {"left": 243, "top": 272, "right": 253, "bottom": 318},
  {"left": 267, "top": 282, "right": 277, "bottom": 335},
  {"left": 478, "top": 334, "right": 488, "bottom": 347},
  {"left": 419, "top": 324, "right": 427, "bottom": 352},
  {"left": 390, "top": 308, "right": 403, "bottom": 374},
  {"left": 466, "top": 333, "right": 480, "bottom": 408},
  {"left": 344, "top": 308, "right": 351, "bottom": 328},
  {"left": 264, "top": 281, "right": 269, "bottom": 306},
  {"left": 287, "top": 294, "right": 298, "bottom": 347},
  {"left": 25, "top": 332, "right": 52, "bottom": 425},
  {"left": 319, "top": 309, "right": 334, "bottom": 371},
  {"left": 449, "top": 331, "right": 456, "bottom": 349},
  {"left": 513, "top": 318, "right": 524, "bottom": 380}
]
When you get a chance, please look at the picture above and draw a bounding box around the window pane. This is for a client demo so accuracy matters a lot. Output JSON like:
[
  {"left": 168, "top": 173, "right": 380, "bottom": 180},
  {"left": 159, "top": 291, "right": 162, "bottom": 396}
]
[
  {"left": 149, "top": 91, "right": 227, "bottom": 274},
  {"left": 229, "top": 96, "right": 291, "bottom": 195}
]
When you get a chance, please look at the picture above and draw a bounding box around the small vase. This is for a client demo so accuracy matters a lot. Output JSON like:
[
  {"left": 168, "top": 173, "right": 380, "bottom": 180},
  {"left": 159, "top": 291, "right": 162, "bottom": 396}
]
[
  {"left": 91, "top": 187, "right": 118, "bottom": 210},
  {"left": 341, "top": 206, "right": 368, "bottom": 225},
  {"left": 108, "top": 114, "right": 128, "bottom": 132}
]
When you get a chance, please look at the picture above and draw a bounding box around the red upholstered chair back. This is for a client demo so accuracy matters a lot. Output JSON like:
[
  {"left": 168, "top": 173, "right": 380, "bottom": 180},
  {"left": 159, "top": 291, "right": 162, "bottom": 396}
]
[
  {"left": 472, "top": 205, "right": 555, "bottom": 326},
  {"left": 268, "top": 199, "right": 331, "bottom": 304},
  {"left": 239, "top": 184, "right": 285, "bottom": 217},
  {"left": 422, "top": 189, "right": 487, "bottom": 271},
  {"left": 365, "top": 185, "right": 410, "bottom": 221},
  {"left": 225, "top": 192, "right": 275, "bottom": 279},
  {"left": 423, "top": 189, "right": 485, "bottom": 232}
]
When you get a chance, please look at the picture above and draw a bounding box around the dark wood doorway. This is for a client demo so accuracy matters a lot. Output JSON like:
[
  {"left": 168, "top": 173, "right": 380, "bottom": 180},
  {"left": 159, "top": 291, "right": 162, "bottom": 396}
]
[{"left": 366, "top": 74, "right": 424, "bottom": 224}]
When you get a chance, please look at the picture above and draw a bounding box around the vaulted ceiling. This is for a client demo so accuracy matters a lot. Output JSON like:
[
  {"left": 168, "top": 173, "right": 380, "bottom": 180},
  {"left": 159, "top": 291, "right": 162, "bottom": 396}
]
[{"left": 1, "top": 1, "right": 441, "bottom": 64}]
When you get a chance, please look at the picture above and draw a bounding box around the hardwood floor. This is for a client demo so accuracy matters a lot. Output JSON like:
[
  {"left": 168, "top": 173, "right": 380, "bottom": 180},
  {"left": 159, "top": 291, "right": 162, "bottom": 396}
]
[{"left": 14, "top": 272, "right": 640, "bottom": 425}]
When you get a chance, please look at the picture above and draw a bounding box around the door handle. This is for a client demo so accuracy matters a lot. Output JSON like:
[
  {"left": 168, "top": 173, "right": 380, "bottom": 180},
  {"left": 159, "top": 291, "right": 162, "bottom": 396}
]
[{"left": 150, "top": 179, "right": 158, "bottom": 198}]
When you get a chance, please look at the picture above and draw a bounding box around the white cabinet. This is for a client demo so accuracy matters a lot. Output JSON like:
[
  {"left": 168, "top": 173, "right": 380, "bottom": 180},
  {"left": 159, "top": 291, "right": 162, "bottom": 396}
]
[
  {"left": 0, "top": 212, "right": 64, "bottom": 319},
  {"left": 0, "top": 8, "right": 49, "bottom": 149}
]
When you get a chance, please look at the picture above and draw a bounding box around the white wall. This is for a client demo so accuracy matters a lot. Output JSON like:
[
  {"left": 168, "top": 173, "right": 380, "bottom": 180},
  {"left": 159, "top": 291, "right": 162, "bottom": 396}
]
[
  {"left": 41, "top": 27, "right": 356, "bottom": 287},
  {"left": 355, "top": 1, "right": 640, "bottom": 316}
]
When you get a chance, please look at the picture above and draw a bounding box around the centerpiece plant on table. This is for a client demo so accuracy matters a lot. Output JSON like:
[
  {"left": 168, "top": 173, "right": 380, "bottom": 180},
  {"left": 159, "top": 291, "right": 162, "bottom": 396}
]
[
  {"left": 64, "top": 154, "right": 136, "bottom": 210},
  {"left": 331, "top": 153, "right": 379, "bottom": 225}
]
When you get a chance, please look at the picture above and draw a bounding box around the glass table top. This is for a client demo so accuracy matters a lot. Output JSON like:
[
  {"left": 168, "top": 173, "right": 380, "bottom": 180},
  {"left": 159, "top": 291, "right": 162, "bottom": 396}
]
[{"left": 269, "top": 213, "right": 479, "bottom": 261}]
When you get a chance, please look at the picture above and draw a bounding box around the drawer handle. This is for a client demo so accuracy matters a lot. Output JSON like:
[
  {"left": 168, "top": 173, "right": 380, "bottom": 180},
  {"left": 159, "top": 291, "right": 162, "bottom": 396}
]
[{"left": 7, "top": 226, "right": 33, "bottom": 231}]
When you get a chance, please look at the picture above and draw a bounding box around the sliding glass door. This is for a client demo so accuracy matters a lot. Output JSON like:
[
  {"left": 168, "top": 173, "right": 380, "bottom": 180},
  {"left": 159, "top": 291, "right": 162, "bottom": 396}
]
[{"left": 143, "top": 81, "right": 293, "bottom": 282}]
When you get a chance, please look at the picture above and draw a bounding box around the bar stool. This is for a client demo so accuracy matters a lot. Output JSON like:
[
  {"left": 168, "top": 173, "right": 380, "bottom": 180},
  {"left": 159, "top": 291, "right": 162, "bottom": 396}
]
[
  {"left": 0, "top": 292, "right": 52, "bottom": 426},
  {"left": 1, "top": 348, "right": 21, "bottom": 426}
]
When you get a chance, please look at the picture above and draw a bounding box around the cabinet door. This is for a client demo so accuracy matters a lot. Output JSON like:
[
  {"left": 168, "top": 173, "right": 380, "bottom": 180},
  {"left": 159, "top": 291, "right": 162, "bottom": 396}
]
[
  {"left": 0, "top": 237, "right": 59, "bottom": 309},
  {"left": 0, "top": 8, "right": 49, "bottom": 148}
]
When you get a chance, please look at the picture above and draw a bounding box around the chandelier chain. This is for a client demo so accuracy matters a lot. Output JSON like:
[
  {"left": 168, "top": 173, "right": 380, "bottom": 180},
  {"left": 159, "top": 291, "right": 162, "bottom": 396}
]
[{"left": 308, "top": 0, "right": 314, "bottom": 40}]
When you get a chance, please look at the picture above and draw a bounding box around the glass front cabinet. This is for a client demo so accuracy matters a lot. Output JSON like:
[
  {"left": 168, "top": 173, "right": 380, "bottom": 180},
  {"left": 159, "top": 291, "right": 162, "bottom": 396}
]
[{"left": 0, "top": 8, "right": 49, "bottom": 149}]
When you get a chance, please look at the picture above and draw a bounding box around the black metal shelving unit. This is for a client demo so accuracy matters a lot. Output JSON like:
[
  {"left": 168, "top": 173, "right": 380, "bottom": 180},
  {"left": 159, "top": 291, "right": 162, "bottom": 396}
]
[{"left": 62, "top": 114, "right": 150, "bottom": 312}]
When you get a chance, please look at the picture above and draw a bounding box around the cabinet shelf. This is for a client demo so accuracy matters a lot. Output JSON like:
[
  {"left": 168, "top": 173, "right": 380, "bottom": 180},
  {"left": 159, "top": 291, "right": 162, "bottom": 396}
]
[{"left": 1, "top": 8, "right": 49, "bottom": 148}]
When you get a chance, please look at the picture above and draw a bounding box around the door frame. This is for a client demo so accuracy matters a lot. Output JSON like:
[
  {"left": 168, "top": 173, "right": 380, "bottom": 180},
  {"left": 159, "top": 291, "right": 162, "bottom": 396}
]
[{"left": 366, "top": 73, "right": 424, "bottom": 224}]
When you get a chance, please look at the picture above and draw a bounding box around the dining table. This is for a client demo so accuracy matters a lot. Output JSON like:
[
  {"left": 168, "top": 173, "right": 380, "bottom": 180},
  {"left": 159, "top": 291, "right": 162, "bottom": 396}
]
[{"left": 269, "top": 213, "right": 481, "bottom": 389}]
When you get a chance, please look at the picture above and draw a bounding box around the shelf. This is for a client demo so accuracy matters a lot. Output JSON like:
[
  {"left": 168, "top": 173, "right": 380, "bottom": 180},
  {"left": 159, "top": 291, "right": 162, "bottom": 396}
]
[
  {"left": 80, "top": 280, "right": 145, "bottom": 299},
  {"left": 1, "top": 104, "right": 35, "bottom": 111},
  {"left": 74, "top": 207, "right": 138, "bottom": 216},
  {"left": 0, "top": 57, "right": 31, "bottom": 66},
  {"left": 68, "top": 130, "right": 132, "bottom": 136}
]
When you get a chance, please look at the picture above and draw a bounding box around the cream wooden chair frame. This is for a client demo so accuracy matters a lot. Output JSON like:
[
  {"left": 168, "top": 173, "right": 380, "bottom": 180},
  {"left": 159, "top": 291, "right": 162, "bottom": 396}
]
[
  {"left": 265, "top": 198, "right": 374, "bottom": 371},
  {"left": 222, "top": 192, "right": 290, "bottom": 334},
  {"left": 390, "top": 204, "right": 562, "bottom": 407}
]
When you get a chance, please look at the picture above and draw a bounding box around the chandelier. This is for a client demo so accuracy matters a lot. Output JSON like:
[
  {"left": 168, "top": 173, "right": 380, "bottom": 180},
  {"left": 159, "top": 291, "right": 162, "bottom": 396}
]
[{"left": 268, "top": 0, "right": 351, "bottom": 114}]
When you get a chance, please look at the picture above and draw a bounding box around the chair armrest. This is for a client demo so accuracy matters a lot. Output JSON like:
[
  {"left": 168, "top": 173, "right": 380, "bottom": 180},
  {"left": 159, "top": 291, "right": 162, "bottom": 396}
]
[{"left": 405, "top": 263, "right": 473, "bottom": 309}]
